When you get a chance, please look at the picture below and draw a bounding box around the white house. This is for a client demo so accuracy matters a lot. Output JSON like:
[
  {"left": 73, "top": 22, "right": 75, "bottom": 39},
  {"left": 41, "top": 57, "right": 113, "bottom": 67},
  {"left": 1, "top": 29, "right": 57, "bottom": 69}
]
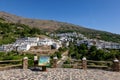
[
  {"left": 27, "top": 37, "right": 39, "bottom": 42},
  {"left": 38, "top": 38, "right": 54, "bottom": 46},
  {"left": 0, "top": 44, "right": 13, "bottom": 52},
  {"left": 59, "top": 37, "right": 68, "bottom": 41},
  {"left": 29, "top": 42, "right": 37, "bottom": 47},
  {"left": 0, "top": 46, "right": 4, "bottom": 51},
  {"left": 24, "top": 41, "right": 37, "bottom": 47},
  {"left": 17, "top": 44, "right": 31, "bottom": 51}
]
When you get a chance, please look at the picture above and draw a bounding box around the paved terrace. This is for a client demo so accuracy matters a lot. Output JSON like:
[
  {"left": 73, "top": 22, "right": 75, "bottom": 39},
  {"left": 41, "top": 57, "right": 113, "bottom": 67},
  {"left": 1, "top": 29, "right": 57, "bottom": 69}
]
[{"left": 0, "top": 68, "right": 120, "bottom": 80}]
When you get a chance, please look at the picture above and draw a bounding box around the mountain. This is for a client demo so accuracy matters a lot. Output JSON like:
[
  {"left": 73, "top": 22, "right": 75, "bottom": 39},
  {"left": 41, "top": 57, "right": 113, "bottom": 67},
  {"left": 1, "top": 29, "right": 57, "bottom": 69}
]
[
  {"left": 0, "top": 11, "right": 120, "bottom": 43},
  {"left": 0, "top": 11, "right": 97, "bottom": 32}
]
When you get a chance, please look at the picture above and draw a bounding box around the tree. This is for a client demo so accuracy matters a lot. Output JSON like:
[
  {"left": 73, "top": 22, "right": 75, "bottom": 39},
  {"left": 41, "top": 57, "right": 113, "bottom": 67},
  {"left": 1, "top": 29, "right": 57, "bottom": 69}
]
[
  {"left": 76, "top": 53, "right": 81, "bottom": 60},
  {"left": 54, "top": 51, "right": 62, "bottom": 59},
  {"left": 30, "top": 27, "right": 41, "bottom": 34},
  {"left": 78, "top": 44, "right": 87, "bottom": 50},
  {"left": 96, "top": 50, "right": 105, "bottom": 60},
  {"left": 89, "top": 46, "right": 97, "bottom": 53}
]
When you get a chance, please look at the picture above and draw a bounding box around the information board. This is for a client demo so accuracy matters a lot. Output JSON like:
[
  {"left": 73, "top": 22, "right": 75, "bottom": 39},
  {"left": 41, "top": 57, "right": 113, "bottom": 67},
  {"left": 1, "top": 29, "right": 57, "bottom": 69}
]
[{"left": 38, "top": 56, "right": 50, "bottom": 66}]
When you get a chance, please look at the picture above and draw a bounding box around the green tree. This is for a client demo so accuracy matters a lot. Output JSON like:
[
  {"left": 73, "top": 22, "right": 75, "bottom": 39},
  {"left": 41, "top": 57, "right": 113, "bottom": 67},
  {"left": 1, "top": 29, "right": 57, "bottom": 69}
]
[
  {"left": 76, "top": 53, "right": 81, "bottom": 60},
  {"left": 54, "top": 51, "right": 62, "bottom": 59},
  {"left": 89, "top": 46, "right": 97, "bottom": 53}
]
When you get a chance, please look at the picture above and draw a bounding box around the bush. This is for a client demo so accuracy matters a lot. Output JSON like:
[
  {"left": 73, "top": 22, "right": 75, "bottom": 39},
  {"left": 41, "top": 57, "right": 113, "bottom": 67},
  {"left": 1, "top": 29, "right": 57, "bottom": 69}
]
[
  {"left": 62, "top": 64, "right": 73, "bottom": 68},
  {"left": 64, "top": 58, "right": 71, "bottom": 64},
  {"left": 54, "top": 51, "right": 62, "bottom": 59}
]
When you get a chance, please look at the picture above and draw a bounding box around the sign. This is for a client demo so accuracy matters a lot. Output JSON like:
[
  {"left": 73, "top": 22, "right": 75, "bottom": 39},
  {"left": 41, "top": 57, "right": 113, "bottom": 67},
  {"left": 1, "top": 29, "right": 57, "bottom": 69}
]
[{"left": 38, "top": 56, "right": 50, "bottom": 66}]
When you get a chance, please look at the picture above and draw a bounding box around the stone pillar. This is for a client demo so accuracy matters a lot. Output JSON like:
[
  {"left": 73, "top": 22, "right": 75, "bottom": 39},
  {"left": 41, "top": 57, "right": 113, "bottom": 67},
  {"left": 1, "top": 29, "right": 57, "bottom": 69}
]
[
  {"left": 23, "top": 57, "right": 28, "bottom": 69},
  {"left": 53, "top": 56, "right": 58, "bottom": 68},
  {"left": 82, "top": 57, "right": 87, "bottom": 70},
  {"left": 113, "top": 58, "right": 120, "bottom": 72}
]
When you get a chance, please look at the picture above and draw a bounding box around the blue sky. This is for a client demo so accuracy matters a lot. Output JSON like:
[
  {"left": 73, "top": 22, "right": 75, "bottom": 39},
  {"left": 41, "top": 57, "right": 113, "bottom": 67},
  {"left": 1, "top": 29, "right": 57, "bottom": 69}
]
[{"left": 0, "top": 0, "right": 120, "bottom": 34}]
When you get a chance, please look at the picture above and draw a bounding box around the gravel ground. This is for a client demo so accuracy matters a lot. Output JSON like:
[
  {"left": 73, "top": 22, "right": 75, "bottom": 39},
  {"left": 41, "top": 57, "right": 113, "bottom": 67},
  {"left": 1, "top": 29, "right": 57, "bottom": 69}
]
[{"left": 0, "top": 68, "right": 120, "bottom": 80}]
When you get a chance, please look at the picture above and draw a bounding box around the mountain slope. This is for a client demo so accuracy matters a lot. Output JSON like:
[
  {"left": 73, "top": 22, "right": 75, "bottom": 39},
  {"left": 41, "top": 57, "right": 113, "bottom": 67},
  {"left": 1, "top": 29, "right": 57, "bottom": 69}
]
[
  {"left": 0, "top": 11, "right": 96, "bottom": 32},
  {"left": 0, "top": 11, "right": 120, "bottom": 43},
  {"left": 0, "top": 11, "right": 65, "bottom": 31}
]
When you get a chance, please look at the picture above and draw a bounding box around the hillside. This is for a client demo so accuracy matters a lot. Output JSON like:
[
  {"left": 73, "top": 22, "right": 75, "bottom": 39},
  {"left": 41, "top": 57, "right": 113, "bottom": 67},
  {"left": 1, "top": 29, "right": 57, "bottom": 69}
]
[
  {"left": 0, "top": 11, "right": 64, "bottom": 32},
  {"left": 0, "top": 12, "right": 91, "bottom": 32},
  {"left": 0, "top": 22, "right": 42, "bottom": 45},
  {"left": 0, "top": 11, "right": 120, "bottom": 43}
]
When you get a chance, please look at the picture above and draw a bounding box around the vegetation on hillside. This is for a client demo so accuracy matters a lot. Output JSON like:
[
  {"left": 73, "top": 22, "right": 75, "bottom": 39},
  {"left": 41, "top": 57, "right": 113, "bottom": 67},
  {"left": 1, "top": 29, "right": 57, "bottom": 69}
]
[
  {"left": 68, "top": 42, "right": 120, "bottom": 61},
  {"left": 0, "top": 22, "right": 44, "bottom": 45},
  {"left": 1, "top": 11, "right": 120, "bottom": 43},
  {"left": 50, "top": 47, "right": 67, "bottom": 59},
  {"left": 0, "top": 51, "right": 34, "bottom": 67},
  {"left": 56, "top": 27, "right": 120, "bottom": 43}
]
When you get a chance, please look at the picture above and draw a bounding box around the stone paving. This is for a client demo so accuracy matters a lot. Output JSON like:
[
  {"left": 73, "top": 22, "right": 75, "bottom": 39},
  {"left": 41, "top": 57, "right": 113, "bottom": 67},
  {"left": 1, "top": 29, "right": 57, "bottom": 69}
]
[{"left": 0, "top": 68, "right": 120, "bottom": 80}]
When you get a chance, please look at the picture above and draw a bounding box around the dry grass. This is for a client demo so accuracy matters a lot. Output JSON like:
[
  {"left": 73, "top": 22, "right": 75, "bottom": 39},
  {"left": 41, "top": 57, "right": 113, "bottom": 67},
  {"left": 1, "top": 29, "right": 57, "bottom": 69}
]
[{"left": 0, "top": 11, "right": 83, "bottom": 32}]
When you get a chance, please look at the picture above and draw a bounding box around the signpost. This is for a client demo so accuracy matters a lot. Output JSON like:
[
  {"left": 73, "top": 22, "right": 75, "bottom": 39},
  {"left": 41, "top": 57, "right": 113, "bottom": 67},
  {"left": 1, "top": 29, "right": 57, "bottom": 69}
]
[{"left": 38, "top": 56, "right": 50, "bottom": 71}]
